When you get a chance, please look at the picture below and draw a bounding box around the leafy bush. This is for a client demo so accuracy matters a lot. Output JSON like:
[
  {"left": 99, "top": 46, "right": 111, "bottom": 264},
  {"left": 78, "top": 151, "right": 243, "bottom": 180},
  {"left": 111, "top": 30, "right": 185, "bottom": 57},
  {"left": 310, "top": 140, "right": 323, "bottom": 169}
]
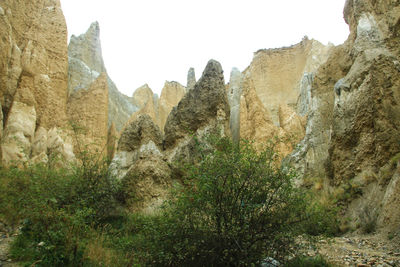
[
  {"left": 0, "top": 156, "right": 120, "bottom": 266},
  {"left": 133, "top": 137, "right": 328, "bottom": 266}
]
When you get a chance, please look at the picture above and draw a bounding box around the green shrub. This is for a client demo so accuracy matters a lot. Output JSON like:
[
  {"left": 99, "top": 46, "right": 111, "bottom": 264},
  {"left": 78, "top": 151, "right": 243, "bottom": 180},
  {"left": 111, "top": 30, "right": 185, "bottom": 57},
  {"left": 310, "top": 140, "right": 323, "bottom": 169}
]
[
  {"left": 133, "top": 137, "right": 328, "bottom": 266},
  {"left": 0, "top": 156, "right": 120, "bottom": 266},
  {"left": 284, "top": 255, "right": 333, "bottom": 267}
]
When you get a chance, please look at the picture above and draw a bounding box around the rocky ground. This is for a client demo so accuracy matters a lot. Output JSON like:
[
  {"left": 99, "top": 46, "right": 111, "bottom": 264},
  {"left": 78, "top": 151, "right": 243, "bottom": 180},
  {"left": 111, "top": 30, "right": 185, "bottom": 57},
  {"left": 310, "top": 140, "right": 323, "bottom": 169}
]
[{"left": 313, "top": 234, "right": 400, "bottom": 267}]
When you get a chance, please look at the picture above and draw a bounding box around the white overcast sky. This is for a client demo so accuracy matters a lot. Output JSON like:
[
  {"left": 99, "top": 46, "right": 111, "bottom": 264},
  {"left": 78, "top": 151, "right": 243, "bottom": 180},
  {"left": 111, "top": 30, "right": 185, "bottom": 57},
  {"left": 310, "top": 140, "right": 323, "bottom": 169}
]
[{"left": 60, "top": 0, "right": 349, "bottom": 96}]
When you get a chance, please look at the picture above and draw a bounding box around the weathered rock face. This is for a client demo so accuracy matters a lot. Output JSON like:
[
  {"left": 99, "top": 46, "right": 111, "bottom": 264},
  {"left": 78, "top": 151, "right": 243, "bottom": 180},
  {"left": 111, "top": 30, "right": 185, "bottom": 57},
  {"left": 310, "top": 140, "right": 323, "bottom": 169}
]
[
  {"left": 186, "top": 67, "right": 196, "bottom": 91},
  {"left": 112, "top": 114, "right": 164, "bottom": 181},
  {"left": 128, "top": 81, "right": 186, "bottom": 132},
  {"left": 0, "top": 0, "right": 77, "bottom": 166},
  {"left": 1, "top": 87, "right": 36, "bottom": 165},
  {"left": 107, "top": 122, "right": 118, "bottom": 160},
  {"left": 238, "top": 72, "right": 297, "bottom": 157},
  {"left": 67, "top": 73, "right": 109, "bottom": 155},
  {"left": 288, "top": 0, "right": 400, "bottom": 232},
  {"left": 164, "top": 59, "right": 230, "bottom": 163},
  {"left": 128, "top": 84, "right": 159, "bottom": 128},
  {"left": 244, "top": 37, "right": 332, "bottom": 125},
  {"left": 288, "top": 44, "right": 353, "bottom": 178},
  {"left": 0, "top": 0, "right": 68, "bottom": 129},
  {"left": 68, "top": 22, "right": 137, "bottom": 131},
  {"left": 158, "top": 81, "right": 186, "bottom": 131},
  {"left": 113, "top": 60, "right": 231, "bottom": 212},
  {"left": 227, "top": 68, "right": 242, "bottom": 144},
  {"left": 111, "top": 114, "right": 169, "bottom": 213}
]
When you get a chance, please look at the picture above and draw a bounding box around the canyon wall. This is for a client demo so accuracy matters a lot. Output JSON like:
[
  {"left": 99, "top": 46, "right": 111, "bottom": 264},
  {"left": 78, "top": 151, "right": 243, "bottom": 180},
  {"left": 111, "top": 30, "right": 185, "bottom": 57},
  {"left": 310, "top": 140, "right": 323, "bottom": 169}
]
[
  {"left": 244, "top": 37, "right": 332, "bottom": 125},
  {"left": 288, "top": 0, "right": 400, "bottom": 232},
  {"left": 0, "top": 0, "right": 75, "bottom": 166}
]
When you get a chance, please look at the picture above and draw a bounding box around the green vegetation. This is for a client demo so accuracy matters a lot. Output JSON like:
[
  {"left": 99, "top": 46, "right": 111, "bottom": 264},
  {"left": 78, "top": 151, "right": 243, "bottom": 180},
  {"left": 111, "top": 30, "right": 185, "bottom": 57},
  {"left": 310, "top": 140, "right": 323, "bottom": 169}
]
[
  {"left": 0, "top": 136, "right": 337, "bottom": 266},
  {"left": 284, "top": 255, "right": 334, "bottom": 267}
]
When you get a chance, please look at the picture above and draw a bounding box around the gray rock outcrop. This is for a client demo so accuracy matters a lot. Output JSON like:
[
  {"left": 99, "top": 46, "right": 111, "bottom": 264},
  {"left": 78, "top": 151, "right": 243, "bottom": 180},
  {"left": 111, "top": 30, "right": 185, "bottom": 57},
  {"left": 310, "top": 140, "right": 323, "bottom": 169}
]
[
  {"left": 227, "top": 68, "right": 243, "bottom": 144},
  {"left": 110, "top": 114, "right": 170, "bottom": 213},
  {"left": 186, "top": 67, "right": 196, "bottom": 91},
  {"left": 68, "top": 22, "right": 138, "bottom": 131},
  {"left": 164, "top": 59, "right": 230, "bottom": 163}
]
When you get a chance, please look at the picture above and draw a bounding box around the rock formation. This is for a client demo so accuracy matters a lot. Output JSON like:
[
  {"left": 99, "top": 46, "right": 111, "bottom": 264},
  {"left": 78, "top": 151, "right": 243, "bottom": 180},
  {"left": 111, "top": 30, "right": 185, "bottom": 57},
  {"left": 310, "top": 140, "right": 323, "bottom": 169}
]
[
  {"left": 110, "top": 114, "right": 170, "bottom": 213},
  {"left": 158, "top": 81, "right": 186, "bottom": 131},
  {"left": 0, "top": 0, "right": 68, "bottom": 129},
  {"left": 113, "top": 60, "right": 231, "bottom": 211},
  {"left": 107, "top": 122, "right": 118, "bottom": 160},
  {"left": 227, "top": 68, "right": 242, "bottom": 144},
  {"left": 0, "top": 0, "right": 75, "bottom": 166},
  {"left": 68, "top": 22, "right": 138, "bottom": 131},
  {"left": 164, "top": 59, "right": 230, "bottom": 162},
  {"left": 244, "top": 37, "right": 332, "bottom": 125},
  {"left": 128, "top": 84, "right": 159, "bottom": 128},
  {"left": 67, "top": 73, "right": 109, "bottom": 155},
  {"left": 128, "top": 81, "right": 186, "bottom": 132},
  {"left": 288, "top": 0, "right": 400, "bottom": 232},
  {"left": 186, "top": 67, "right": 196, "bottom": 91}
]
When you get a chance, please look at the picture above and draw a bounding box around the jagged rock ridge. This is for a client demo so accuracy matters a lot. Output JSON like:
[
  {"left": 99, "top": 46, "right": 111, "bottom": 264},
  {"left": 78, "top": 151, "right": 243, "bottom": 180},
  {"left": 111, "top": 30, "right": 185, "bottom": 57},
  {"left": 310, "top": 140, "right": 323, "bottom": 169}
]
[{"left": 67, "top": 22, "right": 138, "bottom": 131}]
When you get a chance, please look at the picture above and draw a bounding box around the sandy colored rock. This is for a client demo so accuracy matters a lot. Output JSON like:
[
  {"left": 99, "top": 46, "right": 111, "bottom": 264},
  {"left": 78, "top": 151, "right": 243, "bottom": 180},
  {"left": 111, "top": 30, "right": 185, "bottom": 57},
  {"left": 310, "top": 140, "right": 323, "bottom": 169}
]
[
  {"left": 1, "top": 101, "right": 36, "bottom": 165},
  {"left": 123, "top": 155, "right": 172, "bottom": 214},
  {"left": 67, "top": 73, "right": 109, "bottom": 155},
  {"left": 239, "top": 72, "right": 293, "bottom": 156},
  {"left": 131, "top": 84, "right": 154, "bottom": 109},
  {"left": 1, "top": 83, "right": 37, "bottom": 165},
  {"left": 107, "top": 122, "right": 118, "bottom": 160},
  {"left": 278, "top": 104, "right": 306, "bottom": 144},
  {"left": 68, "top": 22, "right": 138, "bottom": 131},
  {"left": 46, "top": 127, "right": 75, "bottom": 166},
  {"left": 244, "top": 37, "right": 332, "bottom": 124},
  {"left": 158, "top": 81, "right": 186, "bottom": 131},
  {"left": 128, "top": 81, "right": 185, "bottom": 133},
  {"left": 31, "top": 126, "right": 48, "bottom": 157},
  {"left": 127, "top": 85, "right": 159, "bottom": 129},
  {"left": 0, "top": 0, "right": 68, "bottom": 129},
  {"left": 164, "top": 59, "right": 230, "bottom": 159},
  {"left": 0, "top": 102, "right": 3, "bottom": 143}
]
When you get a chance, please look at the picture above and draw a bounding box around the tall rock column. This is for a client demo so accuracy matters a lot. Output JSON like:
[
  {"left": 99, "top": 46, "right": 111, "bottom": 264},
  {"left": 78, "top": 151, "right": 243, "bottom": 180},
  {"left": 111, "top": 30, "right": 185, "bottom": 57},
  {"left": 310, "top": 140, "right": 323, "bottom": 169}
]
[
  {"left": 186, "top": 67, "right": 196, "bottom": 91},
  {"left": 228, "top": 68, "right": 242, "bottom": 144},
  {"left": 164, "top": 59, "right": 230, "bottom": 163}
]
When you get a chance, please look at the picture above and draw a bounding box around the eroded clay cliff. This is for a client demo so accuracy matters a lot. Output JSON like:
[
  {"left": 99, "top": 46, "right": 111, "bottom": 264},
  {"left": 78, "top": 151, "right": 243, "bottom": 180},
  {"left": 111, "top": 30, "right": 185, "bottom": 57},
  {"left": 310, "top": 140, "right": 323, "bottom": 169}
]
[
  {"left": 67, "top": 73, "right": 109, "bottom": 155},
  {"left": 68, "top": 22, "right": 138, "bottom": 131},
  {"left": 288, "top": 0, "right": 400, "bottom": 232},
  {"left": 0, "top": 0, "right": 74, "bottom": 166},
  {"left": 244, "top": 37, "right": 332, "bottom": 125}
]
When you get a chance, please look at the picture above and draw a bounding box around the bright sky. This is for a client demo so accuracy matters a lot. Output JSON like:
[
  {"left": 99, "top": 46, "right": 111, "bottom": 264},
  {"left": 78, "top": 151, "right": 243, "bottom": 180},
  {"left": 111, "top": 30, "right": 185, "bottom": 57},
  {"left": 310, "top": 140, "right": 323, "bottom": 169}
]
[{"left": 60, "top": 0, "right": 349, "bottom": 96}]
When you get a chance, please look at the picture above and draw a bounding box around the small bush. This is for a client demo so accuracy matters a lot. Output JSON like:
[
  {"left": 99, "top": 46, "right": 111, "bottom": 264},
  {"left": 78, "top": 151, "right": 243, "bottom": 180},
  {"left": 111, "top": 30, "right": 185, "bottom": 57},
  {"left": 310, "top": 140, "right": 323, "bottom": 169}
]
[
  {"left": 285, "top": 255, "right": 333, "bottom": 267},
  {"left": 0, "top": 156, "right": 121, "bottom": 266},
  {"left": 132, "top": 137, "right": 331, "bottom": 266}
]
